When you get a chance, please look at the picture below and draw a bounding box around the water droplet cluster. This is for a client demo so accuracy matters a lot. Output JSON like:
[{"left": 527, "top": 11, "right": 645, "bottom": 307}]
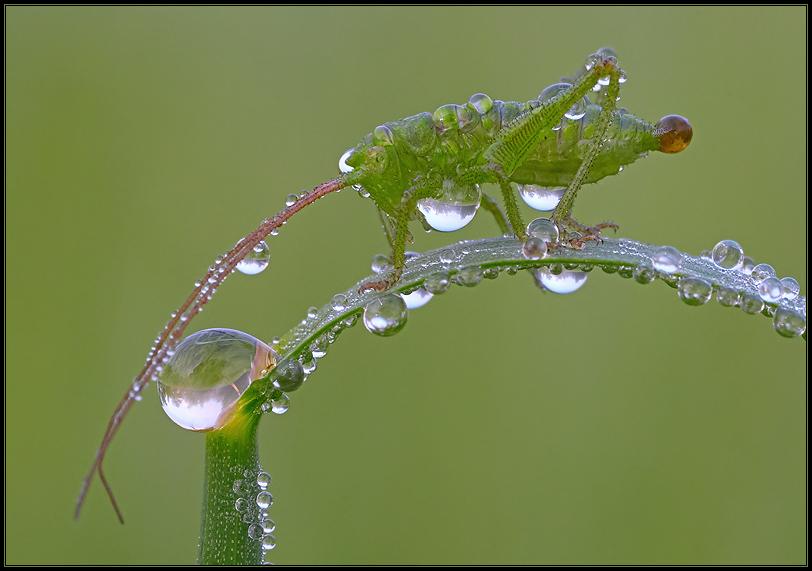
[{"left": 234, "top": 468, "right": 277, "bottom": 563}]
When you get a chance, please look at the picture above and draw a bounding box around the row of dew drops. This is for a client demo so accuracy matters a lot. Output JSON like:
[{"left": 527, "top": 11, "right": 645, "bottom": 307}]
[{"left": 233, "top": 468, "right": 276, "bottom": 563}]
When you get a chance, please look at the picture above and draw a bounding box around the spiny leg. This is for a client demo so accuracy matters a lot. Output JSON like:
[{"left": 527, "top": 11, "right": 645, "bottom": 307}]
[
  {"left": 377, "top": 207, "right": 397, "bottom": 250},
  {"left": 479, "top": 191, "right": 510, "bottom": 235},
  {"left": 497, "top": 177, "right": 527, "bottom": 240}
]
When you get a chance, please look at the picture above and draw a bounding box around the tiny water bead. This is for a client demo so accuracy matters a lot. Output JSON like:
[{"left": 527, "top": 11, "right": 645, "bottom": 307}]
[
  {"left": 773, "top": 308, "right": 807, "bottom": 338},
  {"left": 416, "top": 180, "right": 481, "bottom": 232},
  {"left": 757, "top": 277, "right": 783, "bottom": 303},
  {"left": 157, "top": 329, "right": 276, "bottom": 431},
  {"left": 780, "top": 277, "right": 800, "bottom": 300},
  {"left": 538, "top": 82, "right": 588, "bottom": 120},
  {"left": 363, "top": 294, "right": 408, "bottom": 337},
  {"left": 256, "top": 491, "right": 274, "bottom": 510},
  {"left": 522, "top": 237, "right": 547, "bottom": 260},
  {"left": 272, "top": 359, "right": 304, "bottom": 392},
  {"left": 750, "top": 263, "right": 775, "bottom": 284},
  {"left": 526, "top": 217, "right": 560, "bottom": 244},
  {"left": 518, "top": 185, "right": 565, "bottom": 211},
  {"left": 400, "top": 287, "right": 433, "bottom": 309},
  {"left": 677, "top": 277, "right": 712, "bottom": 306},
  {"left": 651, "top": 246, "right": 683, "bottom": 274},
  {"left": 285, "top": 194, "right": 297, "bottom": 207},
  {"left": 257, "top": 472, "right": 272, "bottom": 489},
  {"left": 236, "top": 241, "right": 271, "bottom": 276},
  {"left": 536, "top": 268, "right": 588, "bottom": 294},
  {"left": 711, "top": 239, "right": 744, "bottom": 270}
]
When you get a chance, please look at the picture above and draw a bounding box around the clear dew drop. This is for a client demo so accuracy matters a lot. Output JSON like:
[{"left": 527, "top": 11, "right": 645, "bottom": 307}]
[
  {"left": 157, "top": 329, "right": 276, "bottom": 431},
  {"left": 256, "top": 491, "right": 274, "bottom": 510},
  {"left": 526, "top": 217, "right": 560, "bottom": 244},
  {"left": 538, "top": 82, "right": 588, "bottom": 120},
  {"left": 270, "top": 392, "right": 290, "bottom": 414},
  {"left": 257, "top": 471, "right": 271, "bottom": 489},
  {"left": 424, "top": 272, "right": 450, "bottom": 294},
  {"left": 751, "top": 263, "right": 775, "bottom": 284},
  {"left": 518, "top": 185, "right": 565, "bottom": 211},
  {"left": 677, "top": 277, "right": 712, "bottom": 306},
  {"left": 235, "top": 498, "right": 248, "bottom": 513},
  {"left": 285, "top": 194, "right": 297, "bottom": 207},
  {"left": 740, "top": 294, "right": 764, "bottom": 315},
  {"left": 371, "top": 253, "right": 393, "bottom": 274},
  {"left": 757, "top": 277, "right": 783, "bottom": 303},
  {"left": 400, "top": 287, "right": 433, "bottom": 309},
  {"left": 248, "top": 524, "right": 264, "bottom": 540},
  {"left": 331, "top": 293, "right": 348, "bottom": 311},
  {"left": 261, "top": 518, "right": 277, "bottom": 534},
  {"left": 633, "top": 262, "right": 656, "bottom": 284},
  {"left": 338, "top": 148, "right": 355, "bottom": 174},
  {"left": 773, "top": 308, "right": 807, "bottom": 338},
  {"left": 739, "top": 256, "right": 755, "bottom": 275},
  {"left": 272, "top": 359, "right": 304, "bottom": 392},
  {"left": 372, "top": 124, "right": 395, "bottom": 146},
  {"left": 456, "top": 266, "right": 483, "bottom": 287},
  {"left": 416, "top": 181, "right": 481, "bottom": 232},
  {"left": 236, "top": 241, "right": 271, "bottom": 276},
  {"left": 301, "top": 353, "right": 317, "bottom": 375},
  {"left": 363, "top": 294, "right": 408, "bottom": 337},
  {"left": 780, "top": 277, "right": 800, "bottom": 300},
  {"left": 522, "top": 237, "right": 547, "bottom": 260},
  {"left": 716, "top": 286, "right": 740, "bottom": 307},
  {"left": 711, "top": 239, "right": 744, "bottom": 269},
  {"left": 468, "top": 92, "right": 493, "bottom": 115},
  {"left": 651, "top": 246, "right": 683, "bottom": 274},
  {"left": 261, "top": 535, "right": 277, "bottom": 551},
  {"left": 536, "top": 268, "right": 588, "bottom": 294}
]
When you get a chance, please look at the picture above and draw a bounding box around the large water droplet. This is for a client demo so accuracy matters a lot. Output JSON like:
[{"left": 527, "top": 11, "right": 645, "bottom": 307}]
[
  {"left": 757, "top": 277, "right": 783, "bottom": 303},
  {"left": 417, "top": 181, "right": 481, "bottom": 232},
  {"left": 400, "top": 287, "right": 433, "bottom": 309},
  {"left": 157, "top": 329, "right": 275, "bottom": 431},
  {"left": 751, "top": 263, "right": 775, "bottom": 284},
  {"left": 526, "top": 217, "right": 560, "bottom": 243},
  {"left": 773, "top": 308, "right": 807, "bottom": 338},
  {"left": 536, "top": 268, "right": 588, "bottom": 294},
  {"left": 236, "top": 241, "right": 271, "bottom": 276},
  {"left": 711, "top": 239, "right": 744, "bottom": 269},
  {"left": 651, "top": 246, "right": 683, "bottom": 274},
  {"left": 363, "top": 294, "right": 408, "bottom": 337},
  {"left": 518, "top": 185, "right": 565, "bottom": 211},
  {"left": 677, "top": 277, "right": 712, "bottom": 306},
  {"left": 780, "top": 277, "right": 800, "bottom": 300}
]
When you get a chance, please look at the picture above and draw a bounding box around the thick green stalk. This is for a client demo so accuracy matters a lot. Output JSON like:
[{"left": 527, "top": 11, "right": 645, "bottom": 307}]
[{"left": 198, "top": 412, "right": 263, "bottom": 565}]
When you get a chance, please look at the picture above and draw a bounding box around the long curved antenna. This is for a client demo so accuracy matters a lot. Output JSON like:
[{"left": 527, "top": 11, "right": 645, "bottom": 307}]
[{"left": 75, "top": 177, "right": 347, "bottom": 522}]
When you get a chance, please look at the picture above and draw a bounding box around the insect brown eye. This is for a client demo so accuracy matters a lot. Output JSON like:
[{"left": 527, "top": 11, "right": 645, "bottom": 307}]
[{"left": 655, "top": 114, "right": 693, "bottom": 153}]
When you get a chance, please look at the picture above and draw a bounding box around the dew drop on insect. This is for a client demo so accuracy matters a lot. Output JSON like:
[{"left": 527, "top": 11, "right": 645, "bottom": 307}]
[
  {"left": 400, "top": 287, "right": 433, "bottom": 310},
  {"left": 338, "top": 148, "right": 355, "bottom": 174},
  {"left": 257, "top": 472, "right": 272, "bottom": 489},
  {"left": 526, "top": 217, "right": 560, "bottom": 244},
  {"left": 272, "top": 359, "right": 304, "bottom": 392},
  {"left": 538, "top": 82, "right": 588, "bottom": 120},
  {"left": 522, "top": 237, "right": 547, "bottom": 260},
  {"left": 157, "top": 329, "right": 277, "bottom": 431},
  {"left": 773, "top": 308, "right": 807, "bottom": 338},
  {"left": 262, "top": 535, "right": 277, "bottom": 551},
  {"left": 432, "top": 103, "right": 460, "bottom": 133},
  {"left": 468, "top": 92, "right": 493, "bottom": 115},
  {"left": 677, "top": 277, "right": 712, "bottom": 306},
  {"left": 373, "top": 124, "right": 395, "bottom": 146},
  {"left": 363, "top": 294, "right": 408, "bottom": 337},
  {"left": 256, "top": 491, "right": 274, "bottom": 510},
  {"left": 716, "top": 286, "right": 740, "bottom": 307},
  {"left": 371, "top": 254, "right": 392, "bottom": 274},
  {"left": 750, "top": 263, "right": 775, "bottom": 284},
  {"left": 757, "top": 277, "right": 783, "bottom": 303},
  {"left": 536, "top": 268, "right": 588, "bottom": 294},
  {"left": 633, "top": 261, "right": 656, "bottom": 284},
  {"left": 780, "top": 277, "right": 800, "bottom": 300},
  {"left": 416, "top": 181, "right": 481, "bottom": 232},
  {"left": 457, "top": 266, "right": 483, "bottom": 287},
  {"left": 236, "top": 241, "right": 271, "bottom": 276},
  {"left": 261, "top": 518, "right": 277, "bottom": 534},
  {"left": 651, "top": 246, "right": 683, "bottom": 274},
  {"left": 740, "top": 294, "right": 764, "bottom": 315},
  {"left": 425, "top": 272, "right": 450, "bottom": 294},
  {"left": 711, "top": 239, "right": 744, "bottom": 269},
  {"left": 518, "top": 185, "right": 565, "bottom": 211}
]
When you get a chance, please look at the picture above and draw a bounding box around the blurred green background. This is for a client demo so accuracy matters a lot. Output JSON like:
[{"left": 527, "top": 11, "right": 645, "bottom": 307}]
[{"left": 6, "top": 6, "right": 806, "bottom": 565}]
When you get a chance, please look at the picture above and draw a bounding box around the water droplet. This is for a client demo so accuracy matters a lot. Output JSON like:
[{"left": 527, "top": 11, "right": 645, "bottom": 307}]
[
  {"left": 417, "top": 181, "right": 481, "bottom": 232},
  {"left": 677, "top": 278, "right": 712, "bottom": 306},
  {"left": 538, "top": 82, "right": 588, "bottom": 120},
  {"left": 157, "top": 329, "right": 277, "bottom": 431},
  {"left": 331, "top": 293, "right": 348, "bottom": 311},
  {"left": 633, "top": 262, "right": 656, "bottom": 284},
  {"left": 371, "top": 253, "right": 392, "bottom": 274},
  {"left": 751, "top": 263, "right": 775, "bottom": 284},
  {"left": 248, "top": 524, "right": 264, "bottom": 540},
  {"left": 310, "top": 336, "right": 328, "bottom": 358},
  {"left": 536, "top": 268, "right": 588, "bottom": 294},
  {"left": 301, "top": 354, "right": 317, "bottom": 375},
  {"left": 522, "top": 237, "right": 547, "bottom": 260},
  {"left": 424, "top": 272, "right": 450, "bottom": 294},
  {"left": 468, "top": 92, "right": 493, "bottom": 115},
  {"left": 483, "top": 267, "right": 500, "bottom": 279},
  {"left": 400, "top": 287, "right": 433, "bottom": 309},
  {"left": 432, "top": 103, "right": 460, "bottom": 133},
  {"left": 233, "top": 479, "right": 244, "bottom": 494},
  {"left": 780, "top": 277, "right": 800, "bottom": 300},
  {"left": 373, "top": 124, "right": 395, "bottom": 146},
  {"left": 456, "top": 266, "right": 483, "bottom": 287},
  {"left": 739, "top": 256, "right": 755, "bottom": 275},
  {"left": 773, "top": 308, "right": 807, "bottom": 338},
  {"left": 518, "top": 185, "right": 565, "bottom": 211},
  {"left": 711, "top": 239, "right": 744, "bottom": 270},
  {"left": 342, "top": 314, "right": 358, "bottom": 328},
  {"left": 261, "top": 534, "right": 277, "bottom": 551},
  {"left": 363, "top": 295, "right": 408, "bottom": 337},
  {"left": 272, "top": 359, "right": 304, "bottom": 392},
  {"left": 285, "top": 194, "right": 297, "bottom": 207},
  {"left": 651, "top": 246, "right": 683, "bottom": 274},
  {"left": 257, "top": 471, "right": 271, "bottom": 489},
  {"left": 270, "top": 392, "right": 290, "bottom": 414},
  {"left": 338, "top": 148, "right": 355, "bottom": 174},
  {"left": 716, "top": 286, "right": 740, "bottom": 307},
  {"left": 236, "top": 241, "right": 271, "bottom": 276},
  {"left": 261, "top": 518, "right": 277, "bottom": 534},
  {"left": 740, "top": 294, "right": 764, "bottom": 314},
  {"left": 526, "top": 217, "right": 560, "bottom": 244},
  {"left": 757, "top": 277, "right": 783, "bottom": 303},
  {"left": 256, "top": 491, "right": 274, "bottom": 509},
  {"left": 235, "top": 498, "right": 248, "bottom": 513}
]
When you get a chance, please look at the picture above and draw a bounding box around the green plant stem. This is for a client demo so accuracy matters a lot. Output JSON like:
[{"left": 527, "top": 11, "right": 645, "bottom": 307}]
[{"left": 198, "top": 413, "right": 263, "bottom": 565}]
